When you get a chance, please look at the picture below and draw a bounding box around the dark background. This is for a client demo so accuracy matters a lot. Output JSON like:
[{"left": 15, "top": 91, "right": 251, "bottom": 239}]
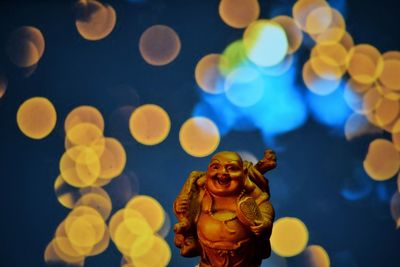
[{"left": 0, "top": 0, "right": 399, "bottom": 266}]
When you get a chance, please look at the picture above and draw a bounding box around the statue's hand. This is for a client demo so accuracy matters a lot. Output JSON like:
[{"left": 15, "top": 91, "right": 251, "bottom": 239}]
[
  {"left": 250, "top": 219, "right": 269, "bottom": 236},
  {"left": 176, "top": 195, "right": 189, "bottom": 213},
  {"left": 264, "top": 149, "right": 276, "bottom": 165}
]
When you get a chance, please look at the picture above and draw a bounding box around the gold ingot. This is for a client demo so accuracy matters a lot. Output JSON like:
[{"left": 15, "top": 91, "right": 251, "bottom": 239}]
[
  {"left": 179, "top": 117, "right": 220, "bottom": 157},
  {"left": 65, "top": 105, "right": 104, "bottom": 133},
  {"left": 363, "top": 138, "right": 400, "bottom": 181},
  {"left": 17, "top": 97, "right": 57, "bottom": 139},
  {"left": 125, "top": 195, "right": 165, "bottom": 232},
  {"left": 218, "top": 0, "right": 260, "bottom": 29},
  {"left": 270, "top": 217, "right": 309, "bottom": 257},
  {"left": 139, "top": 25, "right": 181, "bottom": 66},
  {"left": 129, "top": 104, "right": 171, "bottom": 146}
]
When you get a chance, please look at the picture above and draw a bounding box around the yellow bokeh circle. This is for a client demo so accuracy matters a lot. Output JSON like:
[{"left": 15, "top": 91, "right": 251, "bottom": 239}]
[
  {"left": 17, "top": 97, "right": 57, "bottom": 139},
  {"left": 129, "top": 104, "right": 171, "bottom": 145},
  {"left": 270, "top": 217, "right": 309, "bottom": 257},
  {"left": 179, "top": 117, "right": 220, "bottom": 157}
]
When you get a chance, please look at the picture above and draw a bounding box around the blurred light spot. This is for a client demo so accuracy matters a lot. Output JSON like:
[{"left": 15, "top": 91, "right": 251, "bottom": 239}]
[
  {"left": 195, "top": 54, "right": 226, "bottom": 94},
  {"left": 108, "top": 105, "right": 136, "bottom": 144},
  {"left": 179, "top": 117, "right": 220, "bottom": 157},
  {"left": 270, "top": 217, "right": 309, "bottom": 257},
  {"left": 344, "top": 113, "right": 382, "bottom": 141},
  {"left": 306, "top": 84, "right": 351, "bottom": 128},
  {"left": 219, "top": 0, "right": 260, "bottom": 29},
  {"left": 347, "top": 44, "right": 384, "bottom": 84},
  {"left": 379, "top": 54, "right": 400, "bottom": 90},
  {"left": 303, "top": 60, "right": 341, "bottom": 95},
  {"left": 310, "top": 8, "right": 346, "bottom": 45},
  {"left": 369, "top": 97, "right": 400, "bottom": 127},
  {"left": 6, "top": 26, "right": 45, "bottom": 67},
  {"left": 219, "top": 40, "right": 249, "bottom": 76},
  {"left": 303, "top": 245, "right": 330, "bottom": 267},
  {"left": 0, "top": 74, "right": 7, "bottom": 99},
  {"left": 45, "top": 239, "right": 85, "bottom": 266},
  {"left": 60, "top": 147, "right": 100, "bottom": 187},
  {"left": 391, "top": 190, "right": 400, "bottom": 228},
  {"left": 340, "top": 165, "right": 373, "bottom": 201},
  {"left": 75, "top": 0, "right": 116, "bottom": 41},
  {"left": 250, "top": 67, "right": 308, "bottom": 136},
  {"left": 54, "top": 221, "right": 88, "bottom": 262},
  {"left": 272, "top": 16, "right": 303, "bottom": 54},
  {"left": 343, "top": 79, "right": 372, "bottom": 114},
  {"left": 129, "top": 104, "right": 170, "bottom": 145},
  {"left": 17, "top": 97, "right": 57, "bottom": 139},
  {"left": 259, "top": 54, "right": 294, "bottom": 77},
  {"left": 54, "top": 175, "right": 81, "bottom": 209},
  {"left": 130, "top": 235, "right": 171, "bottom": 267},
  {"left": 104, "top": 170, "right": 139, "bottom": 209},
  {"left": 224, "top": 66, "right": 265, "bottom": 107},
  {"left": 157, "top": 212, "right": 171, "bottom": 238},
  {"left": 305, "top": 6, "right": 332, "bottom": 35},
  {"left": 98, "top": 137, "right": 126, "bottom": 179},
  {"left": 292, "top": 0, "right": 330, "bottom": 33},
  {"left": 76, "top": 188, "right": 112, "bottom": 220},
  {"left": 310, "top": 43, "right": 347, "bottom": 80},
  {"left": 139, "top": 25, "right": 181, "bottom": 66},
  {"left": 193, "top": 94, "right": 237, "bottom": 136},
  {"left": 243, "top": 20, "right": 288, "bottom": 67},
  {"left": 362, "top": 86, "right": 382, "bottom": 114},
  {"left": 65, "top": 123, "right": 106, "bottom": 157},
  {"left": 376, "top": 82, "right": 400, "bottom": 101},
  {"left": 125, "top": 195, "right": 165, "bottom": 232},
  {"left": 65, "top": 105, "right": 104, "bottom": 133},
  {"left": 363, "top": 139, "right": 400, "bottom": 181}
]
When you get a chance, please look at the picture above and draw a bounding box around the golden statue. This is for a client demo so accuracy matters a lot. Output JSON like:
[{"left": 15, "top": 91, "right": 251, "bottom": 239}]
[{"left": 173, "top": 150, "right": 276, "bottom": 267}]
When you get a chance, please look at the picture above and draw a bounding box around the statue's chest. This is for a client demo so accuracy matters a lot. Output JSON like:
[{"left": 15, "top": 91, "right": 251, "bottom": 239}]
[{"left": 197, "top": 194, "right": 251, "bottom": 243}]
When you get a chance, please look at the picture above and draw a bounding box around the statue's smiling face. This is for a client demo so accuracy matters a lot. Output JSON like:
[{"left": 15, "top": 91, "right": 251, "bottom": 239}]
[{"left": 206, "top": 152, "right": 245, "bottom": 196}]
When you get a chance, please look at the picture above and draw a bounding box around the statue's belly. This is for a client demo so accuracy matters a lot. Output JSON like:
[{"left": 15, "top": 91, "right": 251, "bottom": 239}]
[{"left": 197, "top": 211, "right": 251, "bottom": 246}]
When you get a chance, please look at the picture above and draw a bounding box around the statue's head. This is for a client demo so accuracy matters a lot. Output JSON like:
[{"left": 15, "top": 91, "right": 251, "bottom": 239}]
[{"left": 205, "top": 151, "right": 247, "bottom": 196}]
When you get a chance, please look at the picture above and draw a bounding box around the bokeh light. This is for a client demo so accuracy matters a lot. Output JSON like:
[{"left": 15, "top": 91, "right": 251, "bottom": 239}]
[
  {"left": 75, "top": 0, "right": 117, "bottom": 41},
  {"left": 125, "top": 195, "right": 165, "bottom": 232},
  {"left": 270, "top": 217, "right": 309, "bottom": 257},
  {"left": 98, "top": 137, "right": 126, "bottom": 179},
  {"left": 243, "top": 20, "right": 289, "bottom": 67},
  {"left": 303, "top": 60, "right": 341, "bottom": 95},
  {"left": 64, "top": 105, "right": 105, "bottom": 133},
  {"left": 218, "top": 0, "right": 260, "bottom": 29},
  {"left": 17, "top": 97, "right": 57, "bottom": 139},
  {"left": 179, "top": 117, "right": 220, "bottom": 157},
  {"left": 0, "top": 74, "right": 7, "bottom": 99},
  {"left": 195, "top": 54, "right": 226, "bottom": 94},
  {"left": 390, "top": 191, "right": 400, "bottom": 228},
  {"left": 271, "top": 16, "right": 303, "bottom": 54},
  {"left": 129, "top": 104, "right": 171, "bottom": 145},
  {"left": 224, "top": 66, "right": 265, "bottom": 107},
  {"left": 302, "top": 245, "right": 330, "bottom": 267},
  {"left": 347, "top": 44, "right": 384, "bottom": 84},
  {"left": 6, "top": 26, "right": 45, "bottom": 67},
  {"left": 292, "top": 0, "right": 331, "bottom": 33},
  {"left": 363, "top": 139, "right": 400, "bottom": 181},
  {"left": 139, "top": 25, "right": 181, "bottom": 66}
]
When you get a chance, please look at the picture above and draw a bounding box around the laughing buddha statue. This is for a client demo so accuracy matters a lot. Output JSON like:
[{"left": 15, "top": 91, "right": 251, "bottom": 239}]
[{"left": 173, "top": 150, "right": 276, "bottom": 267}]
